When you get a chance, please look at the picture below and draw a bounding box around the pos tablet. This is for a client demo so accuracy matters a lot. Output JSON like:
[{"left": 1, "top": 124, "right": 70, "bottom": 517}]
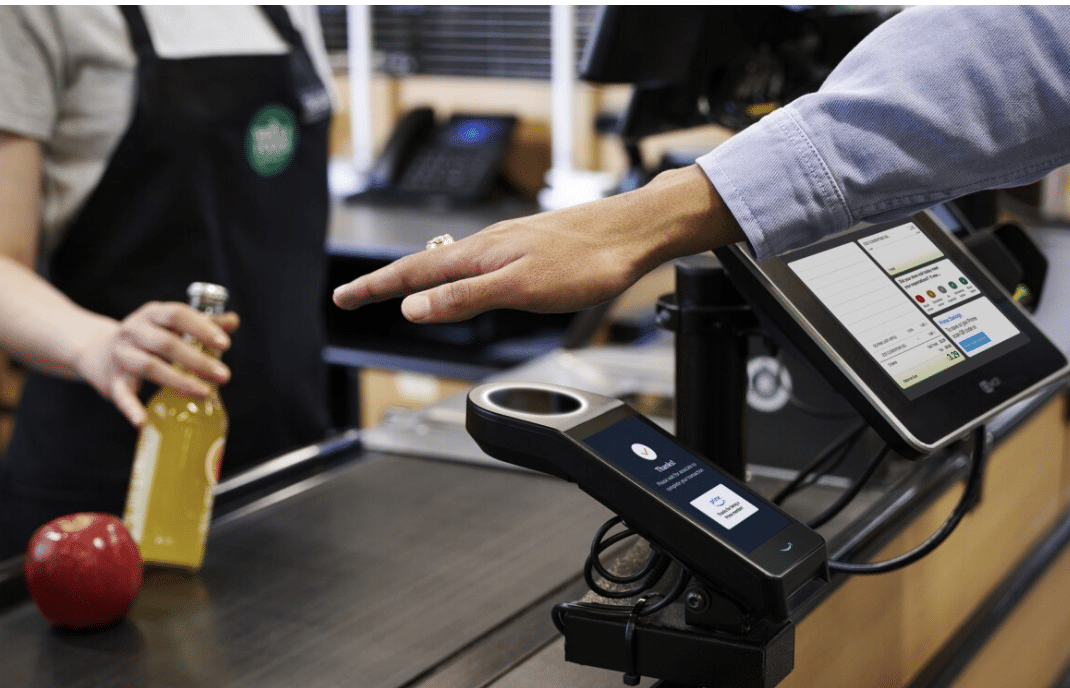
[{"left": 717, "top": 210, "right": 1070, "bottom": 457}]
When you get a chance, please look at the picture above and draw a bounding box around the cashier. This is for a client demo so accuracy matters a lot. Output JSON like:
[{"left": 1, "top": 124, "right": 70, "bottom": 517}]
[
  {"left": 0, "top": 7, "right": 334, "bottom": 558},
  {"left": 335, "top": 6, "right": 1070, "bottom": 321}
]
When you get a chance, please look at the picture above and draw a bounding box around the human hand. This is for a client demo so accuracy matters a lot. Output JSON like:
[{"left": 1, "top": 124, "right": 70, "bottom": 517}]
[
  {"left": 332, "top": 166, "right": 744, "bottom": 323},
  {"left": 75, "top": 302, "right": 240, "bottom": 427}
]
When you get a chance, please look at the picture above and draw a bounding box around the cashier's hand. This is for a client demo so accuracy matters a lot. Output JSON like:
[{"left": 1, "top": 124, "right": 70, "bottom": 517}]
[
  {"left": 76, "top": 302, "right": 240, "bottom": 428},
  {"left": 332, "top": 165, "right": 745, "bottom": 323}
]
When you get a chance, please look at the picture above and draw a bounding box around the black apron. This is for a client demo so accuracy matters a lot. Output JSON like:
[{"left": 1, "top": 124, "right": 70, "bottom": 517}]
[{"left": 0, "top": 6, "right": 332, "bottom": 558}]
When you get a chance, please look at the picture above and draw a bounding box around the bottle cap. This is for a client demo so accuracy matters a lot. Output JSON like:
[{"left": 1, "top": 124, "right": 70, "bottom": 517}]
[{"left": 187, "top": 282, "right": 229, "bottom": 314}]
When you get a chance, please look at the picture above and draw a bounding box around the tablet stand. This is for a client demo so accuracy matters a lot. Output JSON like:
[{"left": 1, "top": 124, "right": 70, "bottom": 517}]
[{"left": 655, "top": 253, "right": 758, "bottom": 480}]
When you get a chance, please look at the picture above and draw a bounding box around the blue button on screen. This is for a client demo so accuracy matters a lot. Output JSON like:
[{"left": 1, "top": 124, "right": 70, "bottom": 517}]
[{"left": 960, "top": 332, "right": 991, "bottom": 352}]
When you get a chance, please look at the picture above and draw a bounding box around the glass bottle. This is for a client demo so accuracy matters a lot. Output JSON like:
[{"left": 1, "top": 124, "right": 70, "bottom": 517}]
[{"left": 123, "top": 282, "right": 230, "bottom": 570}]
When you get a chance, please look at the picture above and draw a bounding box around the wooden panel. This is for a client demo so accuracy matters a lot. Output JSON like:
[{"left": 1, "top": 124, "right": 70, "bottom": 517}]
[
  {"left": 785, "top": 571, "right": 910, "bottom": 686},
  {"left": 950, "top": 534, "right": 1070, "bottom": 688},
  {"left": 1062, "top": 402, "right": 1070, "bottom": 506},
  {"left": 898, "top": 398, "right": 1066, "bottom": 678},
  {"left": 781, "top": 395, "right": 1067, "bottom": 688}
]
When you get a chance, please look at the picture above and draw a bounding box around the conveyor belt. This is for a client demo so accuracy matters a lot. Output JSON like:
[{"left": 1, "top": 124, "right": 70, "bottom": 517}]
[{"left": 0, "top": 452, "right": 612, "bottom": 688}]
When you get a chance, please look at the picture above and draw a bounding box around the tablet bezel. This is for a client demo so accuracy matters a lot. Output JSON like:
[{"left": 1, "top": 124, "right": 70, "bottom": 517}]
[{"left": 717, "top": 211, "right": 1069, "bottom": 457}]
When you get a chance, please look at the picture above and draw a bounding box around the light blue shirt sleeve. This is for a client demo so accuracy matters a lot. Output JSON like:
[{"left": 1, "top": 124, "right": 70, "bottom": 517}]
[{"left": 697, "top": 6, "right": 1070, "bottom": 260}]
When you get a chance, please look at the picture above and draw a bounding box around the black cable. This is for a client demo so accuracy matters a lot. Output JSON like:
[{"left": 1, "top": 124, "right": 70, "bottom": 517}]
[
  {"left": 788, "top": 393, "right": 860, "bottom": 420},
  {"left": 582, "top": 515, "right": 691, "bottom": 616},
  {"left": 584, "top": 517, "right": 673, "bottom": 599},
  {"left": 829, "top": 426, "right": 987, "bottom": 575},
  {"left": 807, "top": 441, "right": 892, "bottom": 530},
  {"left": 772, "top": 421, "right": 868, "bottom": 505},
  {"left": 635, "top": 562, "right": 691, "bottom": 617}
]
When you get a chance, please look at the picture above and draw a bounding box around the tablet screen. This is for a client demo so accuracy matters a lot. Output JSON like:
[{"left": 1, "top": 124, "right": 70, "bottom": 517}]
[{"left": 786, "top": 220, "right": 1028, "bottom": 400}]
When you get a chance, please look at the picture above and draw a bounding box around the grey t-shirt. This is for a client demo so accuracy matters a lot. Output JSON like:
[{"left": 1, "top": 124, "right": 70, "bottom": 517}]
[{"left": 0, "top": 5, "right": 334, "bottom": 255}]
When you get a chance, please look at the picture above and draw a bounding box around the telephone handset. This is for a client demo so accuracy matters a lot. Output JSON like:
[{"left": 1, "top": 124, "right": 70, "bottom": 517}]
[{"left": 359, "top": 107, "right": 518, "bottom": 204}]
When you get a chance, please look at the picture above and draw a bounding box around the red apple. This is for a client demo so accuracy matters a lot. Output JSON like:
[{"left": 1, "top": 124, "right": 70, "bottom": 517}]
[{"left": 25, "top": 512, "right": 143, "bottom": 630}]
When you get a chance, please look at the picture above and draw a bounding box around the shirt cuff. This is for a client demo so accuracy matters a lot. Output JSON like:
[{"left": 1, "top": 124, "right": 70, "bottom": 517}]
[{"left": 696, "top": 107, "right": 853, "bottom": 261}]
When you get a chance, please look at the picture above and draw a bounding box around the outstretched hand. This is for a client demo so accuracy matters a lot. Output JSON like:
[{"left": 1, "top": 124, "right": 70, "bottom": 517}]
[
  {"left": 333, "top": 166, "right": 744, "bottom": 323},
  {"left": 76, "top": 302, "right": 240, "bottom": 428}
]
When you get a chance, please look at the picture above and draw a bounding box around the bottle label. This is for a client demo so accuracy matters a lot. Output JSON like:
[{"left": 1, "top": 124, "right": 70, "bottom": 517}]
[{"left": 124, "top": 424, "right": 162, "bottom": 544}]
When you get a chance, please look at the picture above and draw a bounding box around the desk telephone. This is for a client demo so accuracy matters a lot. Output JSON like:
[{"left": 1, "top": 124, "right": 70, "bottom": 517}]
[{"left": 359, "top": 107, "right": 517, "bottom": 204}]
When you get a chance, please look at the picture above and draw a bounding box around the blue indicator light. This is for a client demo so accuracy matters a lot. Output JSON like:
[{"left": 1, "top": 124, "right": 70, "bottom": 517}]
[{"left": 448, "top": 119, "right": 500, "bottom": 146}]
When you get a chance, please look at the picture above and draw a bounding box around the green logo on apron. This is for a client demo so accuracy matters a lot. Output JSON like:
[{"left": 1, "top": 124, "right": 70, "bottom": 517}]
[{"left": 246, "top": 104, "right": 299, "bottom": 177}]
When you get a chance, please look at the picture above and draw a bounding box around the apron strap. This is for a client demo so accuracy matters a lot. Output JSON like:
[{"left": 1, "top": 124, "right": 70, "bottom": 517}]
[
  {"left": 260, "top": 6, "right": 307, "bottom": 50},
  {"left": 119, "top": 6, "right": 158, "bottom": 59}
]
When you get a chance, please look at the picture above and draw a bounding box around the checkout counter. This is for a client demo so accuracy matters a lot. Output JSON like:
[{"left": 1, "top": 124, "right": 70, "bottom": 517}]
[{"left": 2, "top": 200, "right": 1070, "bottom": 688}]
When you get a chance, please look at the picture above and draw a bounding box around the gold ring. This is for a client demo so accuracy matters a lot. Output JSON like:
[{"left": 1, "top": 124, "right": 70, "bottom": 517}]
[{"left": 426, "top": 234, "right": 455, "bottom": 250}]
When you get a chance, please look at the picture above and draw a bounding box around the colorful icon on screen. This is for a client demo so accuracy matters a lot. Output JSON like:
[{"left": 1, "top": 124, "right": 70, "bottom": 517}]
[
  {"left": 915, "top": 295, "right": 925, "bottom": 303},
  {"left": 949, "top": 281, "right": 959, "bottom": 289},
  {"left": 938, "top": 286, "right": 947, "bottom": 294},
  {"left": 959, "top": 277, "right": 969, "bottom": 285},
  {"left": 926, "top": 290, "right": 936, "bottom": 298}
]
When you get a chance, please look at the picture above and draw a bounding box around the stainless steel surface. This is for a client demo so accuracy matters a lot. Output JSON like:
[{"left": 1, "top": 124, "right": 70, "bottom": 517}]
[{"left": 0, "top": 452, "right": 613, "bottom": 688}]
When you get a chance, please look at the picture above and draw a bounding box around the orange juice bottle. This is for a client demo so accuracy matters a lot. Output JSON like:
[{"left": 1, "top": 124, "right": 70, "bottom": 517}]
[{"left": 123, "top": 282, "right": 230, "bottom": 570}]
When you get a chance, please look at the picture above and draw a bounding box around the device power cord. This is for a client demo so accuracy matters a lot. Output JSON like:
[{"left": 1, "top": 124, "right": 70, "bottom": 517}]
[
  {"left": 584, "top": 515, "right": 691, "bottom": 617},
  {"left": 807, "top": 441, "right": 892, "bottom": 530},
  {"left": 829, "top": 426, "right": 987, "bottom": 575},
  {"left": 772, "top": 420, "right": 869, "bottom": 506}
]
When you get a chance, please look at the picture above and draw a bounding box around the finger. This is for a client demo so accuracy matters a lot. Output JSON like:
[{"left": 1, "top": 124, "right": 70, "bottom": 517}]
[
  {"left": 121, "top": 324, "right": 231, "bottom": 385},
  {"left": 142, "top": 302, "right": 232, "bottom": 350},
  {"left": 217, "top": 311, "right": 240, "bottom": 335},
  {"left": 111, "top": 378, "right": 147, "bottom": 428},
  {"left": 401, "top": 269, "right": 527, "bottom": 323},
  {"left": 333, "top": 246, "right": 485, "bottom": 310},
  {"left": 115, "top": 345, "right": 213, "bottom": 399}
]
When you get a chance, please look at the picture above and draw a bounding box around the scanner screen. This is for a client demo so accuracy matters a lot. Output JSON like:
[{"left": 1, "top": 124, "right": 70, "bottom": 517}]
[{"left": 582, "top": 416, "right": 789, "bottom": 553}]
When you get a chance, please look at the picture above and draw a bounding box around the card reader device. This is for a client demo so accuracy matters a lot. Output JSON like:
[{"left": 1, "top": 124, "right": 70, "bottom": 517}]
[
  {"left": 717, "top": 211, "right": 1070, "bottom": 457},
  {"left": 466, "top": 383, "right": 828, "bottom": 622}
]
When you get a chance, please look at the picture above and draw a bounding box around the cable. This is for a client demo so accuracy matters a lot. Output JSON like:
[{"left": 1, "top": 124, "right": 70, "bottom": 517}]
[
  {"left": 788, "top": 393, "right": 860, "bottom": 421},
  {"left": 772, "top": 421, "right": 868, "bottom": 505},
  {"left": 582, "top": 515, "right": 690, "bottom": 616},
  {"left": 830, "top": 426, "right": 987, "bottom": 575},
  {"left": 807, "top": 441, "right": 892, "bottom": 530}
]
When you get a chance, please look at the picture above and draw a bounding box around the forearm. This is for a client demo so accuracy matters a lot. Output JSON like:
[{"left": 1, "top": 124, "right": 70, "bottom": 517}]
[
  {"left": 0, "top": 132, "right": 114, "bottom": 382},
  {"left": 623, "top": 164, "right": 746, "bottom": 273},
  {"left": 0, "top": 255, "right": 116, "bottom": 381}
]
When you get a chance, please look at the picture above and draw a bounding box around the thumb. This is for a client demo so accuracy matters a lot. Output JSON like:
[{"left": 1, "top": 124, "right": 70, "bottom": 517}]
[{"left": 111, "top": 376, "right": 147, "bottom": 428}]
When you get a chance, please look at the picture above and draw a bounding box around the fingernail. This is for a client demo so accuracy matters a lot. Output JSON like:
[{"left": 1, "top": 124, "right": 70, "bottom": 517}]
[{"left": 402, "top": 294, "right": 430, "bottom": 321}]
